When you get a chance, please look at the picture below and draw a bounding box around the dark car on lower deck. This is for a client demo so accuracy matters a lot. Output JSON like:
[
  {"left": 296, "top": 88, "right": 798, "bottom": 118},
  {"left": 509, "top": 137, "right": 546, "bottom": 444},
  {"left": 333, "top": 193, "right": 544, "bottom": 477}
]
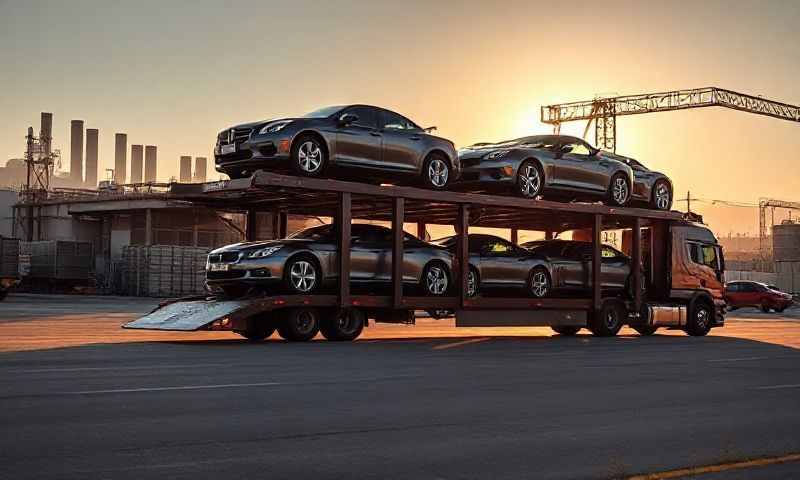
[
  {"left": 205, "top": 224, "right": 453, "bottom": 298},
  {"left": 214, "top": 104, "right": 459, "bottom": 190}
]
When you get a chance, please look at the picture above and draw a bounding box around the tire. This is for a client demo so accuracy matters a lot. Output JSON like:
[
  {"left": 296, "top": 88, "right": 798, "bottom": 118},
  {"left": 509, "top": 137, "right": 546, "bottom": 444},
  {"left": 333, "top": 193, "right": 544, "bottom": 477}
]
[
  {"left": 0, "top": 289, "right": 7, "bottom": 302},
  {"left": 290, "top": 135, "right": 327, "bottom": 177},
  {"left": 277, "top": 308, "right": 321, "bottom": 342},
  {"left": 236, "top": 316, "right": 276, "bottom": 341},
  {"left": 516, "top": 160, "right": 544, "bottom": 199},
  {"left": 685, "top": 300, "right": 713, "bottom": 336},
  {"left": 320, "top": 308, "right": 366, "bottom": 341},
  {"left": 284, "top": 255, "right": 320, "bottom": 294},
  {"left": 421, "top": 262, "right": 450, "bottom": 296},
  {"left": 760, "top": 304, "right": 771, "bottom": 313},
  {"left": 633, "top": 325, "right": 658, "bottom": 336},
  {"left": 776, "top": 306, "right": 787, "bottom": 313},
  {"left": 551, "top": 325, "right": 581, "bottom": 336},
  {"left": 589, "top": 300, "right": 626, "bottom": 337},
  {"left": 650, "top": 179, "right": 673, "bottom": 210},
  {"left": 529, "top": 267, "right": 551, "bottom": 298},
  {"left": 608, "top": 173, "right": 631, "bottom": 207},
  {"left": 421, "top": 154, "right": 451, "bottom": 190},
  {"left": 466, "top": 267, "right": 479, "bottom": 297}
]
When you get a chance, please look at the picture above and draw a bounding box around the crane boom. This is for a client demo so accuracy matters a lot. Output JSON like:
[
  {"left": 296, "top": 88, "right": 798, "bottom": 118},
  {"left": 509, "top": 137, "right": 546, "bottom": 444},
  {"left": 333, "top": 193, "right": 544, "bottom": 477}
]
[{"left": 541, "top": 87, "right": 800, "bottom": 151}]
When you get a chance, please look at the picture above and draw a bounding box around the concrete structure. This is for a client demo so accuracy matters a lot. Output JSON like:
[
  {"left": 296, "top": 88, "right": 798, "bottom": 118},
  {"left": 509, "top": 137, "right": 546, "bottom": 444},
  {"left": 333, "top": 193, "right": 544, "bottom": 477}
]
[
  {"left": 0, "top": 189, "right": 17, "bottom": 237},
  {"left": 144, "top": 146, "right": 157, "bottom": 182},
  {"left": 130, "top": 145, "right": 144, "bottom": 184},
  {"left": 0, "top": 159, "right": 26, "bottom": 189},
  {"left": 179, "top": 156, "right": 192, "bottom": 183},
  {"left": 85, "top": 129, "right": 99, "bottom": 188},
  {"left": 70, "top": 120, "right": 84, "bottom": 185},
  {"left": 114, "top": 134, "right": 127, "bottom": 184},
  {"left": 194, "top": 157, "right": 207, "bottom": 183},
  {"left": 40, "top": 112, "right": 52, "bottom": 155},
  {"left": 773, "top": 223, "right": 800, "bottom": 262}
]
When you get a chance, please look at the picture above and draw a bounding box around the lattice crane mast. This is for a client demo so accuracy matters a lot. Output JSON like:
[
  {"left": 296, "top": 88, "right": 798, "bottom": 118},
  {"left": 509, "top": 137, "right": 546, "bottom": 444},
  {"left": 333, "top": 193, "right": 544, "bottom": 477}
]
[{"left": 541, "top": 87, "right": 800, "bottom": 152}]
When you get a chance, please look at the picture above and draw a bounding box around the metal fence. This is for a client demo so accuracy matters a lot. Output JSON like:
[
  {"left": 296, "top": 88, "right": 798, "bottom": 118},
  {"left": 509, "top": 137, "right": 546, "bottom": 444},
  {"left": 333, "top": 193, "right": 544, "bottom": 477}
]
[{"left": 121, "top": 245, "right": 209, "bottom": 297}]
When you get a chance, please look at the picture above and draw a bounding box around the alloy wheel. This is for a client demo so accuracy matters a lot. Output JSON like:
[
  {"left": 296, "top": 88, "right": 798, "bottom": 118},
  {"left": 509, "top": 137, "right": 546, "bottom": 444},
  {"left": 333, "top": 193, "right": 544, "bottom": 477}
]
[
  {"left": 467, "top": 270, "right": 478, "bottom": 297},
  {"left": 426, "top": 265, "right": 448, "bottom": 295},
  {"left": 531, "top": 270, "right": 549, "bottom": 298},
  {"left": 519, "top": 164, "right": 541, "bottom": 198},
  {"left": 613, "top": 177, "right": 629, "bottom": 205},
  {"left": 427, "top": 159, "right": 449, "bottom": 187},
  {"left": 297, "top": 141, "right": 323, "bottom": 173},
  {"left": 290, "top": 260, "right": 316, "bottom": 293},
  {"left": 655, "top": 183, "right": 671, "bottom": 210}
]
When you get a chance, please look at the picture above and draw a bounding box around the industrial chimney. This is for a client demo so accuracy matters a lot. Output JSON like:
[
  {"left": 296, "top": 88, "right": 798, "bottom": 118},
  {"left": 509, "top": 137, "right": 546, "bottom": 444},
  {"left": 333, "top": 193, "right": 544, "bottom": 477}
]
[
  {"left": 114, "top": 133, "right": 127, "bottom": 184},
  {"left": 144, "top": 145, "right": 157, "bottom": 182},
  {"left": 130, "top": 145, "right": 143, "bottom": 184},
  {"left": 85, "top": 129, "right": 99, "bottom": 188},
  {"left": 40, "top": 113, "right": 53, "bottom": 156},
  {"left": 194, "top": 157, "right": 207, "bottom": 183},
  {"left": 179, "top": 156, "right": 192, "bottom": 183},
  {"left": 70, "top": 120, "right": 84, "bottom": 185}
]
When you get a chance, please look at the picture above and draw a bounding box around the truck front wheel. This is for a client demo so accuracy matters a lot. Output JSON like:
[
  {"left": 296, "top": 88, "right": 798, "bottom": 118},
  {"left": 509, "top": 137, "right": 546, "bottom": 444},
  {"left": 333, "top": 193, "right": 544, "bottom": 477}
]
[{"left": 685, "top": 301, "right": 713, "bottom": 336}]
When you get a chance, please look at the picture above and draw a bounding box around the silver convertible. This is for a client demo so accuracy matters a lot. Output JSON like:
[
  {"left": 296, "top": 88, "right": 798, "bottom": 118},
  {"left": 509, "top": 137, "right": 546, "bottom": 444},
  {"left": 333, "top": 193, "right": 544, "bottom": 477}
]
[{"left": 457, "top": 134, "right": 673, "bottom": 210}]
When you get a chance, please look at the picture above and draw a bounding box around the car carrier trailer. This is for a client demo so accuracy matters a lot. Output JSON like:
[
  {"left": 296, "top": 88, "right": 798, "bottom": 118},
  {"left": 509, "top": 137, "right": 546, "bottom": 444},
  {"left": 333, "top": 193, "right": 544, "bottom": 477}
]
[{"left": 124, "top": 170, "right": 726, "bottom": 339}]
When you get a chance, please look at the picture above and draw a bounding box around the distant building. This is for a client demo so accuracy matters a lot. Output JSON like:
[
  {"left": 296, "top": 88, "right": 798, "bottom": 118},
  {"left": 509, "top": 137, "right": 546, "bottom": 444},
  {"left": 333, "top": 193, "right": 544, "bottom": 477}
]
[{"left": 0, "top": 159, "right": 27, "bottom": 189}]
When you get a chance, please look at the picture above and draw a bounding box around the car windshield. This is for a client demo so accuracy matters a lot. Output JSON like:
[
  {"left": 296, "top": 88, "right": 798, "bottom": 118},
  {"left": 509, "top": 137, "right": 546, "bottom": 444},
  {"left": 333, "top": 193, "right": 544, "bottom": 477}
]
[
  {"left": 302, "top": 106, "right": 344, "bottom": 118},
  {"left": 469, "top": 135, "right": 557, "bottom": 150},
  {"left": 288, "top": 224, "right": 332, "bottom": 241}
]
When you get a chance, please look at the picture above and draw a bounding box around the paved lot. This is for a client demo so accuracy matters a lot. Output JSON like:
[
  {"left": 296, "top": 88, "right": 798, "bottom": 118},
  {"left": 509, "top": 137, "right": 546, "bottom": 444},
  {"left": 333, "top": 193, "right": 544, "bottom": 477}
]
[{"left": 0, "top": 294, "right": 799, "bottom": 479}]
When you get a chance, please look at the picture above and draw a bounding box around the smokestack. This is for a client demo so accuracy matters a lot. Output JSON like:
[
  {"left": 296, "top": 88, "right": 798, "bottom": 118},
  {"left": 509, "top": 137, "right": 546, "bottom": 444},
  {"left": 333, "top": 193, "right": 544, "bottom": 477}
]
[
  {"left": 194, "top": 157, "right": 207, "bottom": 183},
  {"left": 70, "top": 120, "right": 84, "bottom": 185},
  {"left": 144, "top": 145, "right": 157, "bottom": 182},
  {"left": 130, "top": 145, "right": 143, "bottom": 184},
  {"left": 40, "top": 113, "right": 53, "bottom": 155},
  {"left": 85, "top": 129, "right": 99, "bottom": 188},
  {"left": 114, "top": 133, "right": 127, "bottom": 184},
  {"left": 179, "top": 156, "right": 192, "bottom": 183}
]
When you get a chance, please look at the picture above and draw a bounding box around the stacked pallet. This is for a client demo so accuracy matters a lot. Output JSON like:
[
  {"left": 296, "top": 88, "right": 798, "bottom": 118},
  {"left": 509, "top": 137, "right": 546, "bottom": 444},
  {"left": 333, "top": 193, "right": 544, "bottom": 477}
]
[
  {"left": 122, "top": 245, "right": 209, "bottom": 297},
  {"left": 26, "top": 240, "right": 93, "bottom": 281},
  {"left": 0, "top": 237, "right": 20, "bottom": 279}
]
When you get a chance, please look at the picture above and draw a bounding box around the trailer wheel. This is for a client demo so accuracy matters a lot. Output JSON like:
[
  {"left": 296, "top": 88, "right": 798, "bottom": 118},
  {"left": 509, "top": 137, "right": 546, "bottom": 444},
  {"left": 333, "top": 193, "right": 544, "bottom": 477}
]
[
  {"left": 589, "top": 300, "right": 625, "bottom": 337},
  {"left": 551, "top": 326, "right": 581, "bottom": 336},
  {"left": 236, "top": 314, "right": 276, "bottom": 341},
  {"left": 320, "top": 308, "right": 365, "bottom": 341},
  {"left": 633, "top": 325, "right": 658, "bottom": 336},
  {"left": 278, "top": 308, "right": 320, "bottom": 342},
  {"left": 685, "top": 300, "right": 713, "bottom": 336}
]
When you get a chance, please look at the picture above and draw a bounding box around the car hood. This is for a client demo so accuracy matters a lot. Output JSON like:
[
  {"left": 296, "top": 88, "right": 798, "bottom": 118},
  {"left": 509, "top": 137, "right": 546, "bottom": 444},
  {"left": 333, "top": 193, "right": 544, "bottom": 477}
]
[
  {"left": 210, "top": 238, "right": 315, "bottom": 254},
  {"left": 224, "top": 117, "right": 301, "bottom": 131}
]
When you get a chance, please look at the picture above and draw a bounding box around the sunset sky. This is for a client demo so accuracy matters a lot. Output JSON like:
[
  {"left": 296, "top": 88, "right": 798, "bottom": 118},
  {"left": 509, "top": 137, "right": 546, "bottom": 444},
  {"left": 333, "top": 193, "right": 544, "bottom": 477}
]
[{"left": 1, "top": 0, "right": 798, "bottom": 235}]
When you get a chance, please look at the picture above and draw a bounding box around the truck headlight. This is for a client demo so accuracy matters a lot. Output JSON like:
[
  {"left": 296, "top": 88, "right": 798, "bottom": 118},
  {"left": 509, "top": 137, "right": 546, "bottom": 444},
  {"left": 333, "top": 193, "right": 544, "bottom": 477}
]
[
  {"left": 259, "top": 121, "right": 292, "bottom": 134},
  {"left": 247, "top": 245, "right": 284, "bottom": 258}
]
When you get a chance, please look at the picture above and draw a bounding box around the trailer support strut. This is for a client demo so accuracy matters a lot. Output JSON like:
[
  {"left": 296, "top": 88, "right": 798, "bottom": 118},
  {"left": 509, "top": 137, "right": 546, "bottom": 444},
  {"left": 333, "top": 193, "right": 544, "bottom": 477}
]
[
  {"left": 592, "top": 214, "right": 602, "bottom": 312},
  {"left": 392, "top": 198, "right": 405, "bottom": 308},
  {"left": 337, "top": 193, "right": 352, "bottom": 306},
  {"left": 632, "top": 217, "right": 642, "bottom": 313}
]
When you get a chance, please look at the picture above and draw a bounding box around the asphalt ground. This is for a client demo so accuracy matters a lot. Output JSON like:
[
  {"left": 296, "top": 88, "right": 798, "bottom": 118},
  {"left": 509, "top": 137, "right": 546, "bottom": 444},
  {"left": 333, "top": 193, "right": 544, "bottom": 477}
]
[{"left": 1, "top": 293, "right": 799, "bottom": 479}]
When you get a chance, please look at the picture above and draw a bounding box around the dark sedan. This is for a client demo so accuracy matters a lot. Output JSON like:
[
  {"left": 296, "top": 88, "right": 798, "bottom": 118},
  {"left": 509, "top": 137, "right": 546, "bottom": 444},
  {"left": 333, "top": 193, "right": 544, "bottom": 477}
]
[
  {"left": 725, "top": 280, "right": 793, "bottom": 313},
  {"left": 205, "top": 224, "right": 453, "bottom": 297},
  {"left": 457, "top": 134, "right": 672, "bottom": 209},
  {"left": 214, "top": 104, "right": 459, "bottom": 189},
  {"left": 521, "top": 239, "right": 643, "bottom": 296},
  {"left": 433, "top": 234, "right": 552, "bottom": 297}
]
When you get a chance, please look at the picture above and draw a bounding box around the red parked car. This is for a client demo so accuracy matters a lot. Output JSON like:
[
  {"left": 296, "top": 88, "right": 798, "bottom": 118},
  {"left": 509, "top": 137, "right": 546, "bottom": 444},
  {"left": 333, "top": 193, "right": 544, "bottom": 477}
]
[{"left": 725, "top": 281, "right": 794, "bottom": 313}]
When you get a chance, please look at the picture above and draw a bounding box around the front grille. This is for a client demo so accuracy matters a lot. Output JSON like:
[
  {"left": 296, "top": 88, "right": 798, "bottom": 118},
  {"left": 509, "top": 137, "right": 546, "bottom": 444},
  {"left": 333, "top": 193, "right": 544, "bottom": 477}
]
[
  {"left": 218, "top": 127, "right": 253, "bottom": 146},
  {"left": 461, "top": 158, "right": 482, "bottom": 168},
  {"left": 208, "top": 252, "right": 240, "bottom": 263},
  {"left": 216, "top": 150, "right": 253, "bottom": 163},
  {"left": 207, "top": 270, "right": 246, "bottom": 280}
]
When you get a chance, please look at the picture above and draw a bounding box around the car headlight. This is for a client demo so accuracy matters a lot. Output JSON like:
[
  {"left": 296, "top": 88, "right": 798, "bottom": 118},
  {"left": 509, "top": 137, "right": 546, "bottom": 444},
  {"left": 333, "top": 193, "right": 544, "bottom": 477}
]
[
  {"left": 485, "top": 150, "right": 509, "bottom": 160},
  {"left": 247, "top": 245, "right": 284, "bottom": 258},
  {"left": 259, "top": 121, "right": 293, "bottom": 134}
]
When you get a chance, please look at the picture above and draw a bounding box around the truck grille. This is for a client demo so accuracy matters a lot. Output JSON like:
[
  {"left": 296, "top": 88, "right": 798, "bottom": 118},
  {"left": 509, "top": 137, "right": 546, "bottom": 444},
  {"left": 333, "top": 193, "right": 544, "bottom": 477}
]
[
  {"left": 218, "top": 127, "right": 253, "bottom": 146},
  {"left": 208, "top": 252, "right": 240, "bottom": 263}
]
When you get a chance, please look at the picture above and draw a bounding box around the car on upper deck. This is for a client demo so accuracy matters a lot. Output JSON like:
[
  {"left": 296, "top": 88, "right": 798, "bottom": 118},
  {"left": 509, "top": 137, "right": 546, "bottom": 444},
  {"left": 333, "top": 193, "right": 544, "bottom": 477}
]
[
  {"left": 214, "top": 105, "right": 459, "bottom": 190},
  {"left": 456, "top": 134, "right": 673, "bottom": 209}
]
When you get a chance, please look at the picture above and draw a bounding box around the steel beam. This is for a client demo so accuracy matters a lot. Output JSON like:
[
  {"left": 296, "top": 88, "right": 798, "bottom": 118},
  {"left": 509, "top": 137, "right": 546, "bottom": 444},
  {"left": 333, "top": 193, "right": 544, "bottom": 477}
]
[
  {"left": 337, "top": 193, "right": 351, "bottom": 306},
  {"left": 392, "top": 197, "right": 404, "bottom": 309},
  {"left": 458, "top": 204, "right": 469, "bottom": 308},
  {"left": 592, "top": 214, "right": 602, "bottom": 311},
  {"left": 632, "top": 217, "right": 642, "bottom": 313}
]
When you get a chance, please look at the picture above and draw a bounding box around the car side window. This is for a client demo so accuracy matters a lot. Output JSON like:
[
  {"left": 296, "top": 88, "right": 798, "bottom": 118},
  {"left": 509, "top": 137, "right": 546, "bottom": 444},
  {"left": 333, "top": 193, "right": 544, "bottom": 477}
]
[
  {"left": 481, "top": 239, "right": 514, "bottom": 256},
  {"left": 726, "top": 283, "right": 739, "bottom": 292},
  {"left": 601, "top": 246, "right": 618, "bottom": 258},
  {"left": 342, "top": 107, "right": 378, "bottom": 130},
  {"left": 381, "top": 111, "right": 416, "bottom": 131},
  {"left": 561, "top": 141, "right": 592, "bottom": 157}
]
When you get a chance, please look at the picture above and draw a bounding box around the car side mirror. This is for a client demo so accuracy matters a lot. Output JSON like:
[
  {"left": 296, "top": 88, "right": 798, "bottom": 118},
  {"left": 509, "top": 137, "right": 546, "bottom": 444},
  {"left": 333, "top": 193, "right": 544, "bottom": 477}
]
[{"left": 338, "top": 113, "right": 358, "bottom": 126}]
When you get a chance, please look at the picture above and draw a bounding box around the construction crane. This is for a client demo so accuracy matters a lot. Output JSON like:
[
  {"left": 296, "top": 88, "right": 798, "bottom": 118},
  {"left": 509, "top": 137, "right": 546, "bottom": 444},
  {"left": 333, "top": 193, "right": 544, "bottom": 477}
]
[
  {"left": 541, "top": 87, "right": 800, "bottom": 152},
  {"left": 759, "top": 198, "right": 800, "bottom": 254}
]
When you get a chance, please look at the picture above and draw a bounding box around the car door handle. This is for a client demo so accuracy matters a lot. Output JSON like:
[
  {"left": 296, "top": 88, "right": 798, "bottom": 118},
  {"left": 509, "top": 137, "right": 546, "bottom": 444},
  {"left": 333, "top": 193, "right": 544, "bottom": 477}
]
[
  {"left": 370, "top": 132, "right": 382, "bottom": 137},
  {"left": 409, "top": 136, "right": 421, "bottom": 141}
]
